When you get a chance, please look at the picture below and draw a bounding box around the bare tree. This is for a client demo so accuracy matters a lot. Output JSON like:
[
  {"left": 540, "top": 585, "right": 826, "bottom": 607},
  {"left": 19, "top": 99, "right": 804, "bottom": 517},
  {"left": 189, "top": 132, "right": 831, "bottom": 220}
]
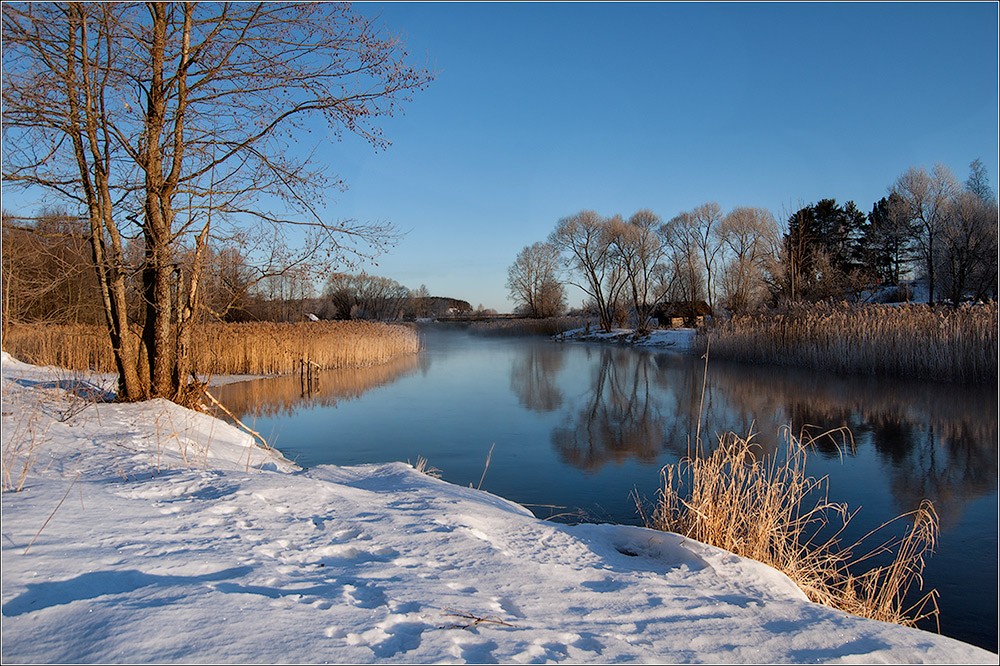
[
  {"left": 965, "top": 158, "right": 997, "bottom": 205},
  {"left": 939, "top": 190, "right": 998, "bottom": 303},
  {"left": 506, "top": 241, "right": 565, "bottom": 318},
  {"left": 2, "top": 208, "right": 104, "bottom": 333},
  {"left": 609, "top": 209, "right": 668, "bottom": 333},
  {"left": 660, "top": 211, "right": 706, "bottom": 307},
  {"left": 716, "top": 207, "right": 779, "bottom": 313},
  {"left": 891, "top": 165, "right": 958, "bottom": 305},
  {"left": 2, "top": 3, "right": 432, "bottom": 402},
  {"left": 549, "top": 211, "right": 627, "bottom": 331},
  {"left": 691, "top": 202, "right": 724, "bottom": 312},
  {"left": 322, "top": 272, "right": 410, "bottom": 321}
]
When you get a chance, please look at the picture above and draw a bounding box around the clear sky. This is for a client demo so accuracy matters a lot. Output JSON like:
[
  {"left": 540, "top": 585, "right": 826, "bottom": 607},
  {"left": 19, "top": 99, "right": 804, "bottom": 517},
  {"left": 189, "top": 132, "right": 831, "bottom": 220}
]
[
  {"left": 4, "top": 2, "right": 998, "bottom": 312},
  {"left": 323, "top": 1, "right": 1000, "bottom": 312}
]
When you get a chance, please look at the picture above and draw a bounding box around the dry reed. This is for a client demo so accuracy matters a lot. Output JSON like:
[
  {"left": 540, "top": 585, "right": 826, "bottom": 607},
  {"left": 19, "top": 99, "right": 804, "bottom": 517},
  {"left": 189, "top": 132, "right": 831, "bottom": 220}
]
[
  {"left": 1, "top": 389, "right": 49, "bottom": 492},
  {"left": 3, "top": 320, "right": 421, "bottom": 376},
  {"left": 643, "top": 427, "right": 940, "bottom": 629},
  {"left": 467, "top": 317, "right": 591, "bottom": 337},
  {"left": 699, "top": 302, "right": 997, "bottom": 383}
]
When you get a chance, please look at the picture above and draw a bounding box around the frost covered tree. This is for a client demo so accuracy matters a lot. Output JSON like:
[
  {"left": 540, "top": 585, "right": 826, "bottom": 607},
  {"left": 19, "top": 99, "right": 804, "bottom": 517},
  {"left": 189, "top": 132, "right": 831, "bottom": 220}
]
[{"left": 2, "top": 2, "right": 432, "bottom": 402}]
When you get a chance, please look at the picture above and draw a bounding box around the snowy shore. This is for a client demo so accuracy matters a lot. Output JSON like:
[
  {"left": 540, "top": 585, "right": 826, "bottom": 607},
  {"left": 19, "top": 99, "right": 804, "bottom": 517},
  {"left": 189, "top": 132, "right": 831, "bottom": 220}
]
[
  {"left": 2, "top": 352, "right": 995, "bottom": 664},
  {"left": 556, "top": 326, "right": 699, "bottom": 351}
]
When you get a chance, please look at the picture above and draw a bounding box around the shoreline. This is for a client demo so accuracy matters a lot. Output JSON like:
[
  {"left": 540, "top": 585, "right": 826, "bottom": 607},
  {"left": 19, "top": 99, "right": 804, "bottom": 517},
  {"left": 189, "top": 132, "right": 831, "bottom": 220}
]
[{"left": 2, "top": 351, "right": 996, "bottom": 663}]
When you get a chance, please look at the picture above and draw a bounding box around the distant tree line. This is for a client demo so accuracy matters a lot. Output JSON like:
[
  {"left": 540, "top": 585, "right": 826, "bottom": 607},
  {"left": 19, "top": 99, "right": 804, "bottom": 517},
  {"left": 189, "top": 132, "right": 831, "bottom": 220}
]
[
  {"left": 507, "top": 160, "right": 998, "bottom": 331},
  {"left": 2, "top": 210, "right": 470, "bottom": 332}
]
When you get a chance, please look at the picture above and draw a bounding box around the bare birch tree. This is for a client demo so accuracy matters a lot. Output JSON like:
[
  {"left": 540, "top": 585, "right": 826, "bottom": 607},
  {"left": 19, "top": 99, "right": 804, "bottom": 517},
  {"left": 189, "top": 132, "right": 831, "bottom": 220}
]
[{"left": 2, "top": 2, "right": 432, "bottom": 402}]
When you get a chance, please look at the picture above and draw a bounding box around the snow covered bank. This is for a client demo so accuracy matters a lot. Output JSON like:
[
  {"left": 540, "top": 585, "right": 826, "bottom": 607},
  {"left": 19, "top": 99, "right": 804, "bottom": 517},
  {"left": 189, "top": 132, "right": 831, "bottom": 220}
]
[
  {"left": 556, "top": 326, "right": 698, "bottom": 352},
  {"left": 2, "top": 354, "right": 995, "bottom": 664}
]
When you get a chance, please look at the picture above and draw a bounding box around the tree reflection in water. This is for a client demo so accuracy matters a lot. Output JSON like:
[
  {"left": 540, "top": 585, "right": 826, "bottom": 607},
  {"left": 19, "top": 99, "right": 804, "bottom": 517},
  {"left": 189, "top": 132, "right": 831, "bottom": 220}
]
[
  {"left": 544, "top": 347, "right": 996, "bottom": 531},
  {"left": 549, "top": 348, "right": 666, "bottom": 470},
  {"left": 702, "top": 361, "right": 997, "bottom": 529},
  {"left": 508, "top": 345, "right": 565, "bottom": 412}
]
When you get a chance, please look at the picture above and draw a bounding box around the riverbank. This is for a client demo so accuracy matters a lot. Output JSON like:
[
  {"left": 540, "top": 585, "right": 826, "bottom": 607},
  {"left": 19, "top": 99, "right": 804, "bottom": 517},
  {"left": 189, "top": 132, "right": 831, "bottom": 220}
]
[
  {"left": 2, "top": 352, "right": 995, "bottom": 663},
  {"left": 556, "top": 326, "right": 698, "bottom": 351}
]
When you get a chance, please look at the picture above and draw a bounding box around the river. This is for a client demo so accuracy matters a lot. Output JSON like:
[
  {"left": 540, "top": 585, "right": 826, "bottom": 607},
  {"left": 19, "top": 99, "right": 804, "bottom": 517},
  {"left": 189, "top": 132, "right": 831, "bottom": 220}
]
[{"left": 212, "top": 324, "right": 998, "bottom": 652}]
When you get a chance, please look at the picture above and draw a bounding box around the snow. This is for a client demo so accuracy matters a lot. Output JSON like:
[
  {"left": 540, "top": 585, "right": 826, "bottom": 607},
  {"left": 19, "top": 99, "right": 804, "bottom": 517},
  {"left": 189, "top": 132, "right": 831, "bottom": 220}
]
[
  {"left": 2, "top": 352, "right": 995, "bottom": 664},
  {"left": 556, "top": 326, "right": 698, "bottom": 352}
]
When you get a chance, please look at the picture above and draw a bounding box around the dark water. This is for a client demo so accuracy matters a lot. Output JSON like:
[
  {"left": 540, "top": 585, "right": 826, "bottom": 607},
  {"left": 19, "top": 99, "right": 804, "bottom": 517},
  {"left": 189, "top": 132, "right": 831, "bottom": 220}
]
[{"left": 213, "top": 325, "right": 998, "bottom": 653}]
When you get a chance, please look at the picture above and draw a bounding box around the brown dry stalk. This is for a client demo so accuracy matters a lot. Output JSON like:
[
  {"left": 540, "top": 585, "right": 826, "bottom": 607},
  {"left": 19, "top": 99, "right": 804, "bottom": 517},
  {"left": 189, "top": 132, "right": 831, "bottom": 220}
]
[
  {"left": 23, "top": 471, "right": 81, "bottom": 555},
  {"left": 442, "top": 609, "right": 515, "bottom": 630},
  {"left": 647, "top": 428, "right": 940, "bottom": 629},
  {"left": 697, "top": 302, "right": 997, "bottom": 383},
  {"left": 3, "top": 320, "right": 420, "bottom": 376}
]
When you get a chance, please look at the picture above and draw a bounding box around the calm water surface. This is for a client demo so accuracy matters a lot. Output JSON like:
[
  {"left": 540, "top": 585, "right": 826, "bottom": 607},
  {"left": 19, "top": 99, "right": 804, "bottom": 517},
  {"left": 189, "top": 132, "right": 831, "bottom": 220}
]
[{"left": 214, "top": 325, "right": 998, "bottom": 652}]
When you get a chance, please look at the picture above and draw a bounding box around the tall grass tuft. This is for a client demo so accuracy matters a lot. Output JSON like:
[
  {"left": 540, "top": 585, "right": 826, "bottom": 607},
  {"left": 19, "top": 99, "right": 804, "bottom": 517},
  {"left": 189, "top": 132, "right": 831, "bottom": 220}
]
[
  {"left": 3, "top": 320, "right": 420, "bottom": 376},
  {"left": 699, "top": 302, "right": 997, "bottom": 383},
  {"left": 644, "top": 428, "right": 940, "bottom": 629}
]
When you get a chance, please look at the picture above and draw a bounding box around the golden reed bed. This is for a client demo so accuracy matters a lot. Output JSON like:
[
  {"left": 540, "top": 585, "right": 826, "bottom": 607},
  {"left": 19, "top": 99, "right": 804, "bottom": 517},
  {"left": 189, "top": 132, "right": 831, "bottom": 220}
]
[
  {"left": 699, "top": 302, "right": 998, "bottom": 383},
  {"left": 2, "top": 320, "right": 421, "bottom": 376}
]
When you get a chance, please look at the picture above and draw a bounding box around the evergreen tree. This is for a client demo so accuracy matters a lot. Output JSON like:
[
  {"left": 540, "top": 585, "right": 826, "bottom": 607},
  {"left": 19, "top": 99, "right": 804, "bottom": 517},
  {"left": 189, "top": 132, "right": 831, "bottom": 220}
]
[
  {"left": 783, "top": 199, "right": 868, "bottom": 300},
  {"left": 862, "top": 194, "right": 918, "bottom": 286}
]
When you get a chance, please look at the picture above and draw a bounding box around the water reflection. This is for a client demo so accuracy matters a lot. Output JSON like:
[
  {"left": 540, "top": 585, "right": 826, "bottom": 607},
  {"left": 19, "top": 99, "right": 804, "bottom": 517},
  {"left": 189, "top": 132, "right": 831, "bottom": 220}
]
[
  {"left": 508, "top": 345, "right": 565, "bottom": 412},
  {"left": 549, "top": 348, "right": 666, "bottom": 470},
  {"left": 543, "top": 348, "right": 996, "bottom": 529},
  {"left": 705, "top": 361, "right": 996, "bottom": 528},
  {"left": 211, "top": 352, "right": 424, "bottom": 419}
]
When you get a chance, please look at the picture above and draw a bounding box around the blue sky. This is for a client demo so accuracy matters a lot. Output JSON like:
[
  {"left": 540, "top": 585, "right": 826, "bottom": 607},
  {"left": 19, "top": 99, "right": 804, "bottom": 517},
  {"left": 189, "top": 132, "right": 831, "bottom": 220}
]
[
  {"left": 5, "top": 2, "right": 998, "bottom": 312},
  {"left": 330, "top": 1, "right": 999, "bottom": 311}
]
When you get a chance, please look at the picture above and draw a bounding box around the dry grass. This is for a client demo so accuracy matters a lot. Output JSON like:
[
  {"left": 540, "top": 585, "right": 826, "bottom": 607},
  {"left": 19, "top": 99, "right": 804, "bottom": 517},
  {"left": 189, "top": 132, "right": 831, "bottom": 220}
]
[
  {"left": 1, "top": 388, "right": 49, "bottom": 493},
  {"left": 642, "top": 427, "right": 940, "bottom": 629},
  {"left": 3, "top": 320, "right": 421, "bottom": 376},
  {"left": 699, "top": 302, "right": 997, "bottom": 383},
  {"left": 210, "top": 352, "right": 421, "bottom": 419},
  {"left": 467, "top": 316, "right": 591, "bottom": 337},
  {"left": 412, "top": 455, "right": 442, "bottom": 479}
]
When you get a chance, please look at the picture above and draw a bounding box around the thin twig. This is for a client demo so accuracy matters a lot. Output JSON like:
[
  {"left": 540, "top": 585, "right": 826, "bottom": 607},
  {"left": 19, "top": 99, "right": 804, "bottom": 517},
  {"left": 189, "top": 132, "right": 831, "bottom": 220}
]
[
  {"left": 24, "top": 471, "right": 81, "bottom": 555},
  {"left": 442, "top": 609, "right": 514, "bottom": 630},
  {"left": 200, "top": 386, "right": 271, "bottom": 451}
]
